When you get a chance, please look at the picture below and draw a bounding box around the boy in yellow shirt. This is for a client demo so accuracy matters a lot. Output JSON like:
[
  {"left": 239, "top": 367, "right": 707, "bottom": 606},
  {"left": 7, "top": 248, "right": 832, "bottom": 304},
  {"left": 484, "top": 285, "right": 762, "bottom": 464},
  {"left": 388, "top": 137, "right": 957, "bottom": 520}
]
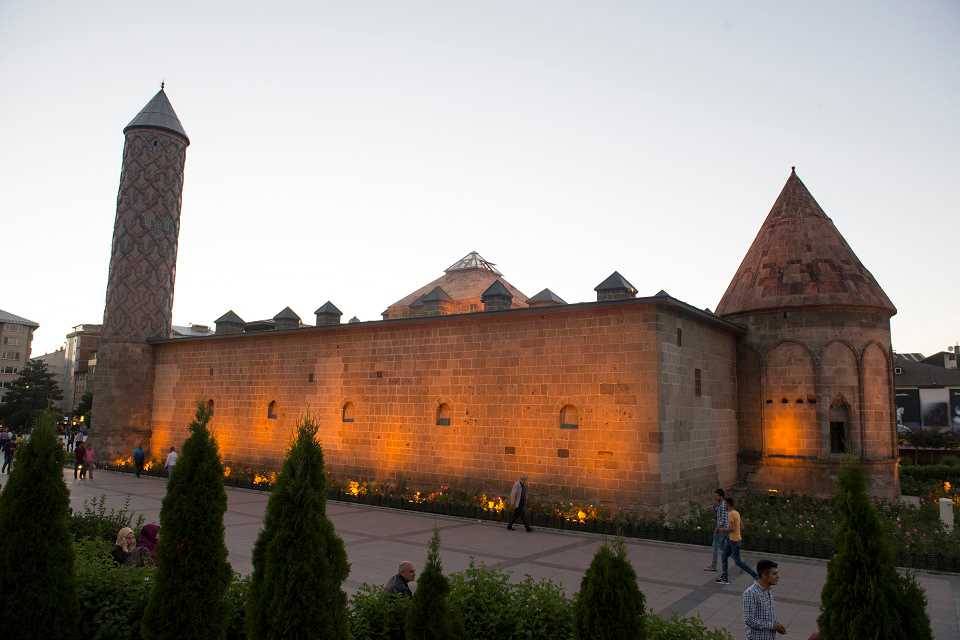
[{"left": 717, "top": 496, "right": 759, "bottom": 584}]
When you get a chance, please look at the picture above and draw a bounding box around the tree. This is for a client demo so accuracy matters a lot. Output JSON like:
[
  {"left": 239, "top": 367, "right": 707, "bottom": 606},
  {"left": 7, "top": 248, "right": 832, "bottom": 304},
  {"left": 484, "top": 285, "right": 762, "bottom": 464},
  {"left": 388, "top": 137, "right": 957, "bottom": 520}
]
[
  {"left": 574, "top": 539, "right": 645, "bottom": 640},
  {"left": 246, "top": 418, "right": 350, "bottom": 640},
  {"left": 0, "top": 359, "right": 63, "bottom": 432},
  {"left": 818, "top": 463, "right": 932, "bottom": 639},
  {"left": 0, "top": 410, "right": 78, "bottom": 639},
  {"left": 141, "top": 402, "right": 231, "bottom": 640},
  {"left": 406, "top": 528, "right": 461, "bottom": 640},
  {"left": 75, "top": 391, "right": 93, "bottom": 427}
]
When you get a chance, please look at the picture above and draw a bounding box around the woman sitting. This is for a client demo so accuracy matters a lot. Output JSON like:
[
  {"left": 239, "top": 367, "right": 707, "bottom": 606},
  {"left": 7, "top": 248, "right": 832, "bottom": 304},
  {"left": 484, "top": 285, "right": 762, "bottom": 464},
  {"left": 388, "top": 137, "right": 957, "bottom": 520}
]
[
  {"left": 111, "top": 527, "right": 142, "bottom": 566},
  {"left": 136, "top": 523, "right": 160, "bottom": 565}
]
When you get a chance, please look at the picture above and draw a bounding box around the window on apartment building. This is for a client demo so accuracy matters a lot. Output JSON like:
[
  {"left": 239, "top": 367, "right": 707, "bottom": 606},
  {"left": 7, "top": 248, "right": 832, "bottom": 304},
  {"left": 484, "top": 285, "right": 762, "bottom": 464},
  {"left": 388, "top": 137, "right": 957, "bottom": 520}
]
[
  {"left": 560, "top": 405, "right": 579, "bottom": 429},
  {"left": 436, "top": 403, "right": 451, "bottom": 426},
  {"left": 695, "top": 368, "right": 702, "bottom": 397},
  {"left": 342, "top": 402, "right": 355, "bottom": 423},
  {"left": 267, "top": 400, "right": 277, "bottom": 420}
]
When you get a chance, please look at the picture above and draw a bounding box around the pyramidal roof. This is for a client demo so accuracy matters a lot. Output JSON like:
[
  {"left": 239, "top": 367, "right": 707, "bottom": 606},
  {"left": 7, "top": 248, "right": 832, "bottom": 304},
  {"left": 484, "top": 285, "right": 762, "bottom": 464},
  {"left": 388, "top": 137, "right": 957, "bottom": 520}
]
[
  {"left": 481, "top": 279, "right": 512, "bottom": 299},
  {"left": 527, "top": 288, "right": 567, "bottom": 305},
  {"left": 215, "top": 310, "right": 244, "bottom": 324},
  {"left": 445, "top": 251, "right": 502, "bottom": 275},
  {"left": 417, "top": 286, "right": 452, "bottom": 303},
  {"left": 273, "top": 306, "right": 300, "bottom": 321},
  {"left": 314, "top": 301, "right": 342, "bottom": 315},
  {"left": 124, "top": 87, "right": 189, "bottom": 143},
  {"left": 594, "top": 271, "right": 637, "bottom": 294},
  {"left": 716, "top": 169, "right": 895, "bottom": 317}
]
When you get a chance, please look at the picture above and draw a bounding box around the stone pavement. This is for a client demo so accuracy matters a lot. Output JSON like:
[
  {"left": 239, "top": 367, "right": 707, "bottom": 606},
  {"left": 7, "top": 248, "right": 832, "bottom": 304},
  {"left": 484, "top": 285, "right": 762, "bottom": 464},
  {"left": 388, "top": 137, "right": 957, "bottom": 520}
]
[{"left": 47, "top": 470, "right": 960, "bottom": 638}]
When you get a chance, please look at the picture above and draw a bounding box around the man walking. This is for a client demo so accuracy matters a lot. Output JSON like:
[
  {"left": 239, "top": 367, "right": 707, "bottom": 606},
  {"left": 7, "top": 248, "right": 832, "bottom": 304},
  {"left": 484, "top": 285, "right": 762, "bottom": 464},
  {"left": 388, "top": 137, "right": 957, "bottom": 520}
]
[
  {"left": 133, "top": 444, "right": 146, "bottom": 478},
  {"left": 716, "top": 496, "right": 758, "bottom": 584},
  {"left": 384, "top": 561, "right": 416, "bottom": 596},
  {"left": 164, "top": 446, "right": 178, "bottom": 480},
  {"left": 742, "top": 559, "right": 786, "bottom": 639},
  {"left": 1, "top": 435, "right": 16, "bottom": 474},
  {"left": 705, "top": 488, "right": 728, "bottom": 572},
  {"left": 507, "top": 476, "right": 533, "bottom": 532}
]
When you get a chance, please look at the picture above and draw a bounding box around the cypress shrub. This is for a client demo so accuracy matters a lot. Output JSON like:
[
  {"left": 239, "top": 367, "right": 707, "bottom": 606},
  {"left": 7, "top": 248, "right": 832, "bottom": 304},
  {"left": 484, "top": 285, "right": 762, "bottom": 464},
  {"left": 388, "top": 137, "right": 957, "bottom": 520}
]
[
  {"left": 817, "top": 463, "right": 932, "bottom": 638},
  {"left": 141, "top": 402, "right": 231, "bottom": 640},
  {"left": 246, "top": 419, "right": 350, "bottom": 640},
  {"left": 406, "top": 529, "right": 461, "bottom": 640},
  {"left": 574, "top": 539, "right": 645, "bottom": 640},
  {"left": 0, "top": 411, "right": 78, "bottom": 640}
]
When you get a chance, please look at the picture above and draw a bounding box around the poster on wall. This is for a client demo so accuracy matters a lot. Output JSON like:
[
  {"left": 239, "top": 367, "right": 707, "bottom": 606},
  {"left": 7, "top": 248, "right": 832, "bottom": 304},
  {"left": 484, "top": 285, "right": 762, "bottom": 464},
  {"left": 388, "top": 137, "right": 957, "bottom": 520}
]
[
  {"left": 895, "top": 389, "right": 921, "bottom": 428},
  {"left": 951, "top": 389, "right": 960, "bottom": 432},
  {"left": 919, "top": 388, "right": 950, "bottom": 428}
]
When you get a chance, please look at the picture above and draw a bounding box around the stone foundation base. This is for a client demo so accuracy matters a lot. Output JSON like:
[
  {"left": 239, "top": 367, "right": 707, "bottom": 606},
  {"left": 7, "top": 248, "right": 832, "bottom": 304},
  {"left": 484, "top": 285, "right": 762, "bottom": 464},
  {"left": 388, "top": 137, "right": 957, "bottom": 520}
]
[{"left": 742, "top": 456, "right": 899, "bottom": 499}]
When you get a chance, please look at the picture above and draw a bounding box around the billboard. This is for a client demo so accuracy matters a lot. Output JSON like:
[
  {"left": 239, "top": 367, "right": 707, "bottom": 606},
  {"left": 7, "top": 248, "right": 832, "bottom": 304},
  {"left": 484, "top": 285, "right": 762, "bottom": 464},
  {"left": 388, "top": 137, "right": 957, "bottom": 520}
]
[
  {"left": 951, "top": 388, "right": 960, "bottom": 432},
  {"left": 920, "top": 388, "right": 950, "bottom": 428},
  {"left": 895, "top": 389, "right": 921, "bottom": 428}
]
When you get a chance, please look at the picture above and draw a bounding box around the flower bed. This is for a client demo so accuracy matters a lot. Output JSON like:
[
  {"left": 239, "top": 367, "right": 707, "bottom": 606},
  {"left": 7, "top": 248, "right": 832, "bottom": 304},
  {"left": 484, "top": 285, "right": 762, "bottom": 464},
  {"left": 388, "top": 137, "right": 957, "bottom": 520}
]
[{"left": 95, "top": 459, "right": 960, "bottom": 572}]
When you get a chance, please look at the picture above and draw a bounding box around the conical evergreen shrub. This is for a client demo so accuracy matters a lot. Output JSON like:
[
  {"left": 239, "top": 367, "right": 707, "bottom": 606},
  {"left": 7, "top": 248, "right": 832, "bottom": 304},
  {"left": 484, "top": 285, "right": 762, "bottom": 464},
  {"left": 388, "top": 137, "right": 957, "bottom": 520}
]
[
  {"left": 246, "top": 419, "right": 350, "bottom": 640},
  {"left": 141, "top": 402, "right": 231, "bottom": 640},
  {"left": 574, "top": 539, "right": 645, "bottom": 640},
  {"left": 0, "top": 411, "right": 78, "bottom": 640},
  {"left": 406, "top": 528, "right": 461, "bottom": 640},
  {"left": 818, "top": 463, "right": 932, "bottom": 638}
]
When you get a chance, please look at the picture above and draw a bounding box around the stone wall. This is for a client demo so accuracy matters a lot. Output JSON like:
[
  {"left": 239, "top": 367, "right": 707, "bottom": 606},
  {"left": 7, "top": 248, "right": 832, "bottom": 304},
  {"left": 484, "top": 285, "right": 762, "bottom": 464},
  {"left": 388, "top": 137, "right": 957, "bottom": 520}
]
[
  {"left": 656, "top": 309, "right": 739, "bottom": 508},
  {"left": 149, "top": 301, "right": 737, "bottom": 510},
  {"left": 728, "top": 307, "right": 898, "bottom": 498}
]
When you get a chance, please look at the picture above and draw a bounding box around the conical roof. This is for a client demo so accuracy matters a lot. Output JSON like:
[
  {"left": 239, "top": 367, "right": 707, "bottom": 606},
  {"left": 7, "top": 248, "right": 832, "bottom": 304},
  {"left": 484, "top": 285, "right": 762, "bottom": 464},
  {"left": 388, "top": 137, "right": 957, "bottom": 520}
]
[
  {"left": 273, "top": 306, "right": 301, "bottom": 321},
  {"left": 314, "top": 301, "right": 342, "bottom": 315},
  {"left": 527, "top": 288, "right": 567, "bottom": 305},
  {"left": 594, "top": 271, "right": 637, "bottom": 294},
  {"left": 215, "top": 310, "right": 244, "bottom": 324},
  {"left": 124, "top": 88, "right": 189, "bottom": 143},
  {"left": 716, "top": 169, "right": 895, "bottom": 316},
  {"left": 481, "top": 279, "right": 513, "bottom": 299}
]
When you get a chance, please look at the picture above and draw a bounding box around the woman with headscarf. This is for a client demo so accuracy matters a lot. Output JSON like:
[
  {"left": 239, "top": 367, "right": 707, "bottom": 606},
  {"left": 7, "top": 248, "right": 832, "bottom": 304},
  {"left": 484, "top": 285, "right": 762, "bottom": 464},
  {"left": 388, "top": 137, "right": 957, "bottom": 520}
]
[
  {"left": 112, "top": 527, "right": 138, "bottom": 566},
  {"left": 137, "top": 523, "right": 160, "bottom": 565},
  {"left": 84, "top": 442, "right": 96, "bottom": 480}
]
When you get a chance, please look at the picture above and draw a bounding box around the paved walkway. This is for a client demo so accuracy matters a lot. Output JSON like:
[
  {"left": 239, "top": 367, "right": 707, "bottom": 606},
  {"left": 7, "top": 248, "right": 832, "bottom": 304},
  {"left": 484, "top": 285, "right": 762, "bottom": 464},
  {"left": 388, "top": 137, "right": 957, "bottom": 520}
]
[{"left": 44, "top": 470, "right": 960, "bottom": 638}]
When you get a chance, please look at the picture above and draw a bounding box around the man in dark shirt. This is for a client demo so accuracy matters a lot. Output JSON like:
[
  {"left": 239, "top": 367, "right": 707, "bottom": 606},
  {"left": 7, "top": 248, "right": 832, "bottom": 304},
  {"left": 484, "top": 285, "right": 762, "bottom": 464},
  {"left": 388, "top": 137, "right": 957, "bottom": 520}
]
[{"left": 384, "top": 561, "right": 416, "bottom": 596}]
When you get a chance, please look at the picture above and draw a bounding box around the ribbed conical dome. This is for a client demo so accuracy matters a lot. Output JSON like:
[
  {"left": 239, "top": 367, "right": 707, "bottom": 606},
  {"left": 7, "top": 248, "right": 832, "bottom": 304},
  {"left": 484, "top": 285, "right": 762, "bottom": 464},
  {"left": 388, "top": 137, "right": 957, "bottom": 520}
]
[
  {"left": 716, "top": 169, "right": 895, "bottom": 316},
  {"left": 124, "top": 88, "right": 189, "bottom": 143}
]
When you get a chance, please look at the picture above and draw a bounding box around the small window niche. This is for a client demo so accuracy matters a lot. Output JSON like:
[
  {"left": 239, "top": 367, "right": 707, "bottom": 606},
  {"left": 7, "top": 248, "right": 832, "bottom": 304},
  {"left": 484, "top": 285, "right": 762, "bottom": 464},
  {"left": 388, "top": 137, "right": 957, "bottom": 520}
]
[
  {"left": 342, "top": 402, "right": 355, "bottom": 423},
  {"left": 676, "top": 327, "right": 683, "bottom": 347},
  {"left": 267, "top": 400, "right": 278, "bottom": 420},
  {"left": 829, "top": 401, "right": 850, "bottom": 454},
  {"left": 560, "top": 404, "right": 579, "bottom": 429},
  {"left": 207, "top": 399, "right": 215, "bottom": 416},
  {"left": 436, "top": 403, "right": 451, "bottom": 427},
  {"left": 694, "top": 368, "right": 702, "bottom": 397}
]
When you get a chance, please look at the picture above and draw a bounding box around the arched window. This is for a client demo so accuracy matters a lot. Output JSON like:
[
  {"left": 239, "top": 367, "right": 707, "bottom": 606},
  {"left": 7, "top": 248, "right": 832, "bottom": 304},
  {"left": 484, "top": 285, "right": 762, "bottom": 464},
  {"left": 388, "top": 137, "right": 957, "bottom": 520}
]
[
  {"left": 560, "top": 405, "right": 579, "bottom": 429},
  {"left": 267, "top": 400, "right": 277, "bottom": 420},
  {"left": 829, "top": 400, "right": 850, "bottom": 454},
  {"left": 436, "top": 403, "right": 451, "bottom": 426},
  {"left": 207, "top": 399, "right": 215, "bottom": 416},
  {"left": 342, "top": 402, "right": 355, "bottom": 423}
]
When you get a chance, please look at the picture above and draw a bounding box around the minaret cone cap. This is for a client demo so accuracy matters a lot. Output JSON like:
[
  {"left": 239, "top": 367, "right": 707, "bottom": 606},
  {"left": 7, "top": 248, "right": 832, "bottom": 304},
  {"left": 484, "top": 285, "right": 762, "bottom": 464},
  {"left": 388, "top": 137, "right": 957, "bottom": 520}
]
[
  {"left": 716, "top": 170, "right": 895, "bottom": 317},
  {"left": 123, "top": 88, "right": 189, "bottom": 144}
]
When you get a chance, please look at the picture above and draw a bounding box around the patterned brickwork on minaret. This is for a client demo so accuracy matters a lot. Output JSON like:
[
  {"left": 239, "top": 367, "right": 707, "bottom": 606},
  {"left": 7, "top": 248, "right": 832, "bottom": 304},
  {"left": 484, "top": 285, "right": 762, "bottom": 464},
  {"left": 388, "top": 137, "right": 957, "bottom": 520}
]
[{"left": 92, "top": 89, "right": 188, "bottom": 460}]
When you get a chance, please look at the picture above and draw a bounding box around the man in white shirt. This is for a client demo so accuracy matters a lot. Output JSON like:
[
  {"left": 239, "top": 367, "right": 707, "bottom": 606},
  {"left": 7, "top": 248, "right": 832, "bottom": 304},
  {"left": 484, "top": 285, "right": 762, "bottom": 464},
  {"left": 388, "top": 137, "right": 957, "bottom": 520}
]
[{"left": 164, "top": 446, "right": 178, "bottom": 480}]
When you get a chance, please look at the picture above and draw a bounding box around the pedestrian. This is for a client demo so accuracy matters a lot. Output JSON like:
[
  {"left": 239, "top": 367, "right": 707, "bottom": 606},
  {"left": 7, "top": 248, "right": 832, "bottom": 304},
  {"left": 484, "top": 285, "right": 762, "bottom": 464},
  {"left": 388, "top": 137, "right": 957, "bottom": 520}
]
[
  {"left": 137, "top": 523, "right": 160, "bottom": 565},
  {"left": 384, "top": 561, "right": 416, "bottom": 596},
  {"left": 74, "top": 441, "right": 87, "bottom": 479},
  {"left": 133, "top": 444, "right": 145, "bottom": 478},
  {"left": 84, "top": 441, "right": 96, "bottom": 480},
  {"left": 742, "top": 559, "right": 786, "bottom": 639},
  {"left": 2, "top": 436, "right": 16, "bottom": 474},
  {"left": 112, "top": 527, "right": 141, "bottom": 566},
  {"left": 507, "top": 476, "right": 533, "bottom": 532},
  {"left": 164, "top": 446, "right": 177, "bottom": 480},
  {"left": 704, "top": 488, "right": 728, "bottom": 572},
  {"left": 716, "top": 496, "right": 758, "bottom": 584},
  {"left": 66, "top": 425, "right": 75, "bottom": 452}
]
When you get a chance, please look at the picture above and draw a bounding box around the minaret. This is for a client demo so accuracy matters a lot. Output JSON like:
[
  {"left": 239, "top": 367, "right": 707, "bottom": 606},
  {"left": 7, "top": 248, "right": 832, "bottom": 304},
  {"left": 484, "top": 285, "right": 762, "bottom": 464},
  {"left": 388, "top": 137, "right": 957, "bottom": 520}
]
[{"left": 91, "top": 87, "right": 189, "bottom": 459}]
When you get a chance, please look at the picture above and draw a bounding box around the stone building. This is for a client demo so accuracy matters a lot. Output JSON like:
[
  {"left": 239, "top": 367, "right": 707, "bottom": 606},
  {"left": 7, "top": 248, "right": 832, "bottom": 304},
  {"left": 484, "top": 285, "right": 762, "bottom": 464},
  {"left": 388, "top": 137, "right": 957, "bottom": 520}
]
[
  {"left": 0, "top": 309, "right": 38, "bottom": 402},
  {"left": 91, "top": 91, "right": 899, "bottom": 510}
]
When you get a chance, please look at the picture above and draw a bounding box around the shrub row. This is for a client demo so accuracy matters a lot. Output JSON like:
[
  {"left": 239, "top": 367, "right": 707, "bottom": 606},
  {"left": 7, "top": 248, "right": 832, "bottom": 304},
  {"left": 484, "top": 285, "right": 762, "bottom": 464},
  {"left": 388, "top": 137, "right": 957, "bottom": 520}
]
[{"left": 74, "top": 540, "right": 731, "bottom": 640}]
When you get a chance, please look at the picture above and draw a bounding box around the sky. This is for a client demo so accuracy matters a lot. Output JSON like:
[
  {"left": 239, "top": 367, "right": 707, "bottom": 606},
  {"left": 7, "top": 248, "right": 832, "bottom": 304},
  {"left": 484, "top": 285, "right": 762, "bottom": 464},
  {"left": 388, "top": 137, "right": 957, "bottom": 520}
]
[{"left": 2, "top": 1, "right": 958, "bottom": 357}]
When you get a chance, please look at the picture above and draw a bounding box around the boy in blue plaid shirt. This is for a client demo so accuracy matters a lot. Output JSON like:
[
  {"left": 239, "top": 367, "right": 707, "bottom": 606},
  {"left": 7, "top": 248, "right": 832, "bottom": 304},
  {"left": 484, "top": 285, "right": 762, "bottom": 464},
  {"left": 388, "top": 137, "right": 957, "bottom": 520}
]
[
  {"left": 742, "top": 559, "right": 787, "bottom": 639},
  {"left": 705, "top": 488, "right": 729, "bottom": 571}
]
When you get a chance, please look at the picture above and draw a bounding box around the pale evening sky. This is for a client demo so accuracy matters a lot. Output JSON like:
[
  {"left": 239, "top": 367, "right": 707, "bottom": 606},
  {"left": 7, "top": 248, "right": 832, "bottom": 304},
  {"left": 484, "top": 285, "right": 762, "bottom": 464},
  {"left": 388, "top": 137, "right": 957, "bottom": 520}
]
[{"left": 1, "top": 1, "right": 957, "bottom": 357}]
